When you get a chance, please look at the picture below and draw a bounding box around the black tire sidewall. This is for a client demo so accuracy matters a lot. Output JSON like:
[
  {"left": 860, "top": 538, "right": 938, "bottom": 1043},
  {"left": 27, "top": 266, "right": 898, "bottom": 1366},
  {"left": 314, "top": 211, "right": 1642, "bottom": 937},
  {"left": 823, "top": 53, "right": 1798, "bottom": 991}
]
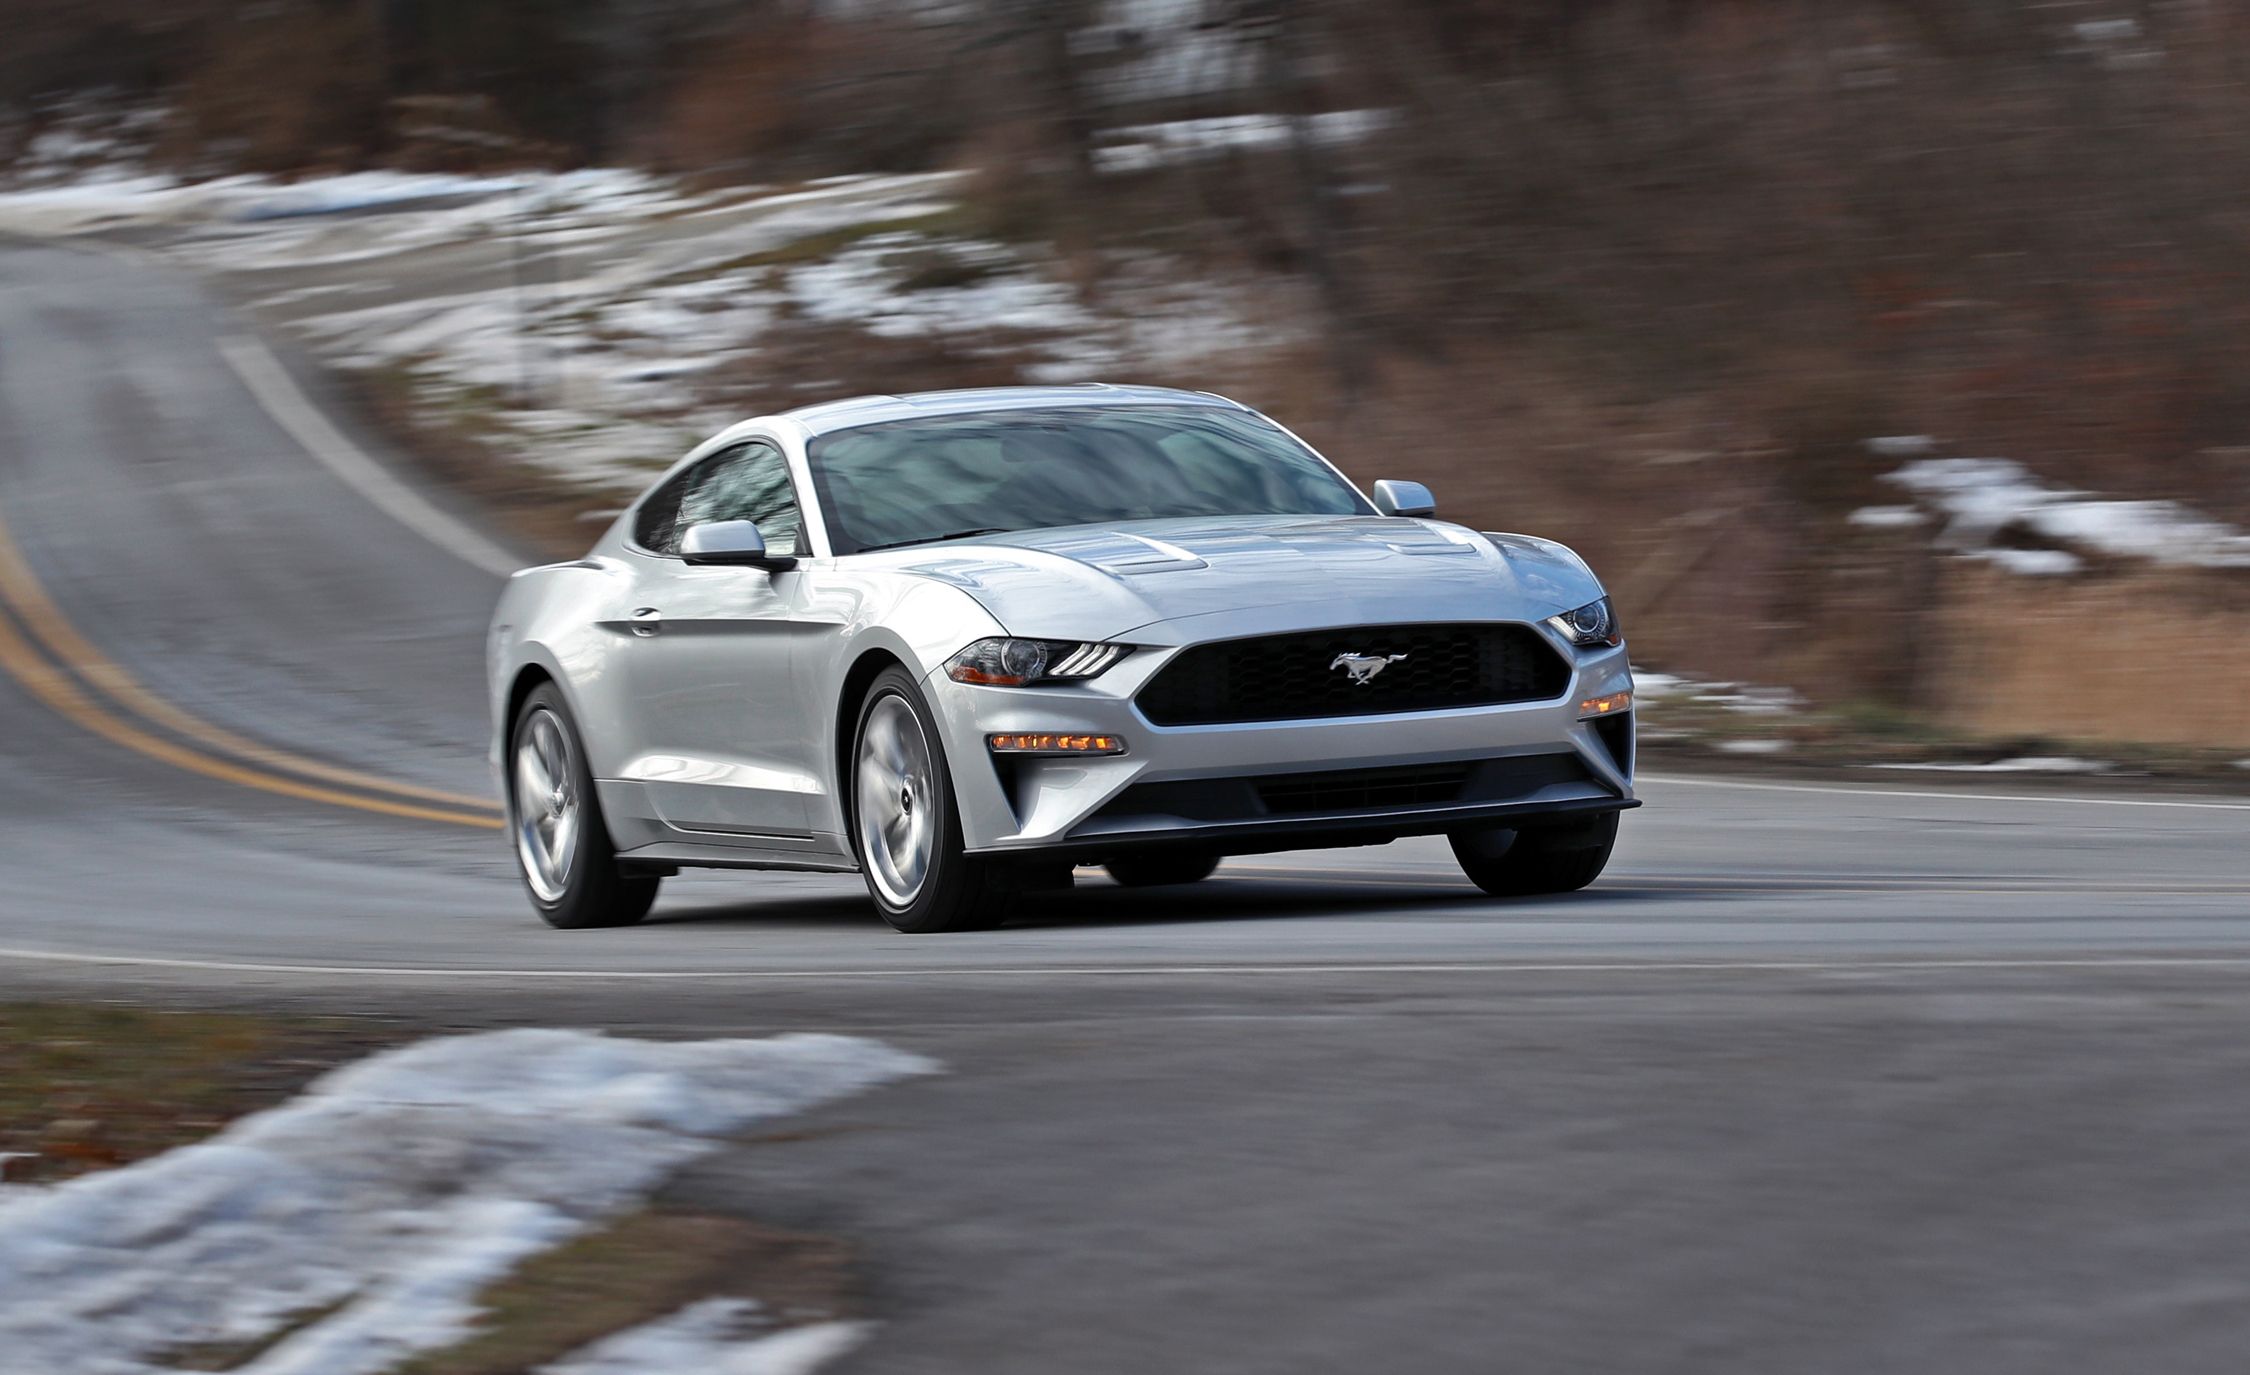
[
  {"left": 1449, "top": 812, "right": 1618, "bottom": 897},
  {"left": 510, "top": 683, "right": 655, "bottom": 928},
  {"left": 851, "top": 668, "right": 977, "bottom": 932}
]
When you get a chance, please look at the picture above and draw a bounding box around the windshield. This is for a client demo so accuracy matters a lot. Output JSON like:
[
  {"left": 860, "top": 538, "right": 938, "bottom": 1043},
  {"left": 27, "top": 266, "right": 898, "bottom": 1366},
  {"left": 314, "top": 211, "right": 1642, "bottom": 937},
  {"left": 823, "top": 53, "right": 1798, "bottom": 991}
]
[{"left": 807, "top": 405, "right": 1372, "bottom": 555}]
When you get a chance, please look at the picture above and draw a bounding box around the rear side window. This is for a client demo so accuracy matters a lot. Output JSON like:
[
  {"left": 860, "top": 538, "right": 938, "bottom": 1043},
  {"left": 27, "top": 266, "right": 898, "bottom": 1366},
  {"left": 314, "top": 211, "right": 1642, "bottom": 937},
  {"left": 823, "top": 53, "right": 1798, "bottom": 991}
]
[
  {"left": 678, "top": 442, "right": 803, "bottom": 556},
  {"left": 631, "top": 441, "right": 803, "bottom": 557},
  {"left": 633, "top": 470, "right": 692, "bottom": 554}
]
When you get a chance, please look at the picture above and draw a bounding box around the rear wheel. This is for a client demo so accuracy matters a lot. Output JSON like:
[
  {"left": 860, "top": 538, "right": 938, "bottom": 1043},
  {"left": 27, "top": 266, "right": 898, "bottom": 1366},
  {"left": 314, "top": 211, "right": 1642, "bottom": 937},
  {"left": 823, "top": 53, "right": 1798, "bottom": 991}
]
[
  {"left": 1449, "top": 813, "right": 1619, "bottom": 897},
  {"left": 509, "top": 684, "right": 659, "bottom": 929},
  {"left": 851, "top": 668, "right": 1021, "bottom": 933},
  {"left": 1104, "top": 852, "right": 1221, "bottom": 888}
]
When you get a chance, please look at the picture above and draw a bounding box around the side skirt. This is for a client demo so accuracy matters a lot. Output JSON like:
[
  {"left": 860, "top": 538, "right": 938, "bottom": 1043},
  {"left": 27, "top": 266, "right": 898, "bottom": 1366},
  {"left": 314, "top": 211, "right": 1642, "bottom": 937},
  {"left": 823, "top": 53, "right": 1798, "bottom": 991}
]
[{"left": 615, "top": 837, "right": 861, "bottom": 875}]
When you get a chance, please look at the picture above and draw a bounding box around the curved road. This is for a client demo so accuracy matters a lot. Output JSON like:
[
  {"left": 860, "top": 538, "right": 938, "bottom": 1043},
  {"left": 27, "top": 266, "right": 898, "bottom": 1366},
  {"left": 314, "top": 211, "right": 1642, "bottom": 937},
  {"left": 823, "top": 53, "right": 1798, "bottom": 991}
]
[{"left": 5, "top": 236, "right": 2250, "bottom": 1373}]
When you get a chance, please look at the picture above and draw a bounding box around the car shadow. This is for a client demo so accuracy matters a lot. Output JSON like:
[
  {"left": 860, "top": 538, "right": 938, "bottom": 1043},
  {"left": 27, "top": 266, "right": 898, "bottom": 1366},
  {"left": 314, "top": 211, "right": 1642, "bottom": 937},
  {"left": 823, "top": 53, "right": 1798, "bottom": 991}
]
[
  {"left": 639, "top": 890, "right": 878, "bottom": 932},
  {"left": 639, "top": 871, "right": 1677, "bottom": 933}
]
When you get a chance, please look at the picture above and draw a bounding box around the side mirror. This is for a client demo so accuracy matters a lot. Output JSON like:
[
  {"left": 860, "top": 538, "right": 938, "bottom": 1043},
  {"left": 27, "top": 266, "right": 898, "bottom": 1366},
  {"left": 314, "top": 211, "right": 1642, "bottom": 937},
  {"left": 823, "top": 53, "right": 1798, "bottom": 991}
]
[
  {"left": 1371, "top": 479, "right": 1436, "bottom": 518},
  {"left": 680, "top": 520, "right": 797, "bottom": 570}
]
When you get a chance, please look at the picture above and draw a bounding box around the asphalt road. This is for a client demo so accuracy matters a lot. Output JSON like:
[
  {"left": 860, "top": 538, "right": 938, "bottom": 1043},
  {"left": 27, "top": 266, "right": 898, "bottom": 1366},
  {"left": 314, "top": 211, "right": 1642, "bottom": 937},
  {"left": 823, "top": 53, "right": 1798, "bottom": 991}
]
[{"left": 3, "top": 236, "right": 2249, "bottom": 1373}]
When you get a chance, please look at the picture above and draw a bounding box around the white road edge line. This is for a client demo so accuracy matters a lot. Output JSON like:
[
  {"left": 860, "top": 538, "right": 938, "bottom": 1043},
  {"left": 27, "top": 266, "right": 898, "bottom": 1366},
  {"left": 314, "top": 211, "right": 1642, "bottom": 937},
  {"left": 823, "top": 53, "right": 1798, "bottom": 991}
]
[
  {"left": 216, "top": 334, "right": 525, "bottom": 579},
  {"left": 1637, "top": 772, "right": 2250, "bottom": 811},
  {"left": 7, "top": 946, "right": 2250, "bottom": 980}
]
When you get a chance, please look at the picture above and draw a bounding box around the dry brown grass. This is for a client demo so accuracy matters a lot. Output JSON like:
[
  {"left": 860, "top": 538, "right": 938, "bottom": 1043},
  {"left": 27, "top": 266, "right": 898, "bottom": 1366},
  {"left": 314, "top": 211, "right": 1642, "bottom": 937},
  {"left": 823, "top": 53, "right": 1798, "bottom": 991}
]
[
  {"left": 706, "top": 314, "right": 1052, "bottom": 419},
  {"left": 392, "top": 1209, "right": 857, "bottom": 1375},
  {"left": 0, "top": 1003, "right": 393, "bottom": 1187},
  {"left": 1931, "top": 565, "right": 2250, "bottom": 750}
]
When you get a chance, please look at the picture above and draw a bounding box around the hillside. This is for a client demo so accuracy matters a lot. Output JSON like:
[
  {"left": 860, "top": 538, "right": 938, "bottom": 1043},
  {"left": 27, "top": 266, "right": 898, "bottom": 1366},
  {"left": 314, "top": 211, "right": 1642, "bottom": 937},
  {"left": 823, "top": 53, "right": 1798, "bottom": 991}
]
[{"left": 5, "top": 0, "right": 2246, "bottom": 752}]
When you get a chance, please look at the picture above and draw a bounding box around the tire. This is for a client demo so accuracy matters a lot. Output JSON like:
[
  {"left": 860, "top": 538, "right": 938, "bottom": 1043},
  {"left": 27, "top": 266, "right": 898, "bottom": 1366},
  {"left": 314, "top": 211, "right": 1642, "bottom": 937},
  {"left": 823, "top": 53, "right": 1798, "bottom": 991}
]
[
  {"left": 1449, "top": 812, "right": 1619, "bottom": 897},
  {"left": 850, "top": 667, "right": 1021, "bottom": 933},
  {"left": 1104, "top": 852, "right": 1221, "bottom": 888},
  {"left": 508, "top": 683, "right": 660, "bottom": 929}
]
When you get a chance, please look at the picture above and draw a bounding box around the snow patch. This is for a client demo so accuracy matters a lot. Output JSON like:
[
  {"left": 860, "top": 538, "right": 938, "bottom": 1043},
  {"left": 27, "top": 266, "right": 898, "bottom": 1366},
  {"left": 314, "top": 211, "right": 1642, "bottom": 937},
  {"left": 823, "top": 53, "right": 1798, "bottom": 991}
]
[
  {"left": 1094, "top": 110, "right": 1391, "bottom": 174},
  {"left": 541, "top": 1301, "right": 865, "bottom": 1375},
  {"left": 1085, "top": 0, "right": 1261, "bottom": 105},
  {"left": 0, "top": 1029, "right": 932, "bottom": 1375},
  {"left": 1867, "top": 756, "right": 2115, "bottom": 775},
  {"left": 1634, "top": 672, "right": 1804, "bottom": 717},
  {"left": 1848, "top": 505, "right": 1927, "bottom": 530},
  {"left": 1984, "top": 547, "right": 2082, "bottom": 576},
  {"left": 232, "top": 171, "right": 534, "bottom": 220},
  {"left": 1884, "top": 457, "right": 2250, "bottom": 572},
  {"left": 1624, "top": 671, "right": 1692, "bottom": 700},
  {"left": 0, "top": 165, "right": 700, "bottom": 244},
  {"left": 1717, "top": 738, "right": 1791, "bottom": 755},
  {"left": 785, "top": 235, "right": 1095, "bottom": 339}
]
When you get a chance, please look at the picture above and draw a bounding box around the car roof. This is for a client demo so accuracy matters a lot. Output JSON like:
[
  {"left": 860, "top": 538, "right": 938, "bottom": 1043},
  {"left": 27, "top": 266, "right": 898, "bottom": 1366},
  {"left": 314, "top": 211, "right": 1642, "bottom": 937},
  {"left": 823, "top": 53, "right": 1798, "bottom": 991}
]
[{"left": 775, "top": 384, "right": 1247, "bottom": 437}]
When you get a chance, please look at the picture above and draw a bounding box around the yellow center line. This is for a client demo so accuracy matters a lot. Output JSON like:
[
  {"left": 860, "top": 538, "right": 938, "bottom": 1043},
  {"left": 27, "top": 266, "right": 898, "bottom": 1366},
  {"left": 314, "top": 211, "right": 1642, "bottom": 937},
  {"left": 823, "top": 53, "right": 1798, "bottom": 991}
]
[
  {"left": 0, "top": 498, "right": 500, "bottom": 829},
  {"left": 0, "top": 503, "right": 499, "bottom": 814},
  {"left": 0, "top": 594, "right": 500, "bottom": 827}
]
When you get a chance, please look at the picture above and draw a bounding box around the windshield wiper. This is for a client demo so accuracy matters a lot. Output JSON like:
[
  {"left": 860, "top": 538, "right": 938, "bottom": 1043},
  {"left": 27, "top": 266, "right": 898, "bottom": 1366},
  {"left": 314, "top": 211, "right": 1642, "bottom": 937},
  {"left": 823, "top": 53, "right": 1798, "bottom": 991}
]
[{"left": 856, "top": 527, "right": 1013, "bottom": 553}]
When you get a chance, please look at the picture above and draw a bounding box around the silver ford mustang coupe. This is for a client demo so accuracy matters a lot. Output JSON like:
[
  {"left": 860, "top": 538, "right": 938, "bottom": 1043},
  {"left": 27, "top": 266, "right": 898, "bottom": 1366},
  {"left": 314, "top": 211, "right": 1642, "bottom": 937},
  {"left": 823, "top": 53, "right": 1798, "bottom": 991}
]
[{"left": 488, "top": 385, "right": 1637, "bottom": 932}]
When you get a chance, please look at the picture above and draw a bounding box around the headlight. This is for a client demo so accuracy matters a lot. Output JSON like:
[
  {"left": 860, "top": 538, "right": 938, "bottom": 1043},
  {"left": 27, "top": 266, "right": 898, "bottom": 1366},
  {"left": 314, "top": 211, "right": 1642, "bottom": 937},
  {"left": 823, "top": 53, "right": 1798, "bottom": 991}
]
[
  {"left": 945, "top": 637, "right": 1129, "bottom": 687},
  {"left": 1546, "top": 597, "right": 1621, "bottom": 648}
]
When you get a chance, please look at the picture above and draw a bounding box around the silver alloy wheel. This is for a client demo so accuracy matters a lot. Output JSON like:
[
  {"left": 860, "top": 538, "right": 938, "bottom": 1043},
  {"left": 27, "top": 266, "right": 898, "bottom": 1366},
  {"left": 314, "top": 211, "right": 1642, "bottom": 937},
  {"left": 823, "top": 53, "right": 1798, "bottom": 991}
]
[
  {"left": 856, "top": 693, "right": 938, "bottom": 909},
  {"left": 512, "top": 707, "right": 580, "bottom": 904}
]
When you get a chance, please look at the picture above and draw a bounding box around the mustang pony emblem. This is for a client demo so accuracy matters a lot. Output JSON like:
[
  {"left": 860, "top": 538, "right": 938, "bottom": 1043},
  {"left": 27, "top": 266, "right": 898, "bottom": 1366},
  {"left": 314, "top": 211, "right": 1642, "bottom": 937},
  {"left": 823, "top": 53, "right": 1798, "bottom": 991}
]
[{"left": 1330, "top": 652, "right": 1409, "bottom": 685}]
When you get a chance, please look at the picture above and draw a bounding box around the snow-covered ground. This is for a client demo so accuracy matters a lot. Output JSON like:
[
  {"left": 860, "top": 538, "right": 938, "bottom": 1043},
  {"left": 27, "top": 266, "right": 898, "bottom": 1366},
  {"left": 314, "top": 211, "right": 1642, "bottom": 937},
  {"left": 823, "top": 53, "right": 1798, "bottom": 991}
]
[
  {"left": 1093, "top": 110, "right": 1391, "bottom": 174},
  {"left": 1867, "top": 756, "right": 2116, "bottom": 775},
  {"left": 1871, "top": 455, "right": 2250, "bottom": 574},
  {"left": 543, "top": 1301, "right": 865, "bottom": 1375},
  {"left": 0, "top": 161, "right": 682, "bottom": 239},
  {"left": 1634, "top": 672, "right": 1803, "bottom": 720},
  {"left": 0, "top": 157, "right": 1290, "bottom": 495},
  {"left": 0, "top": 1029, "right": 931, "bottom": 1375}
]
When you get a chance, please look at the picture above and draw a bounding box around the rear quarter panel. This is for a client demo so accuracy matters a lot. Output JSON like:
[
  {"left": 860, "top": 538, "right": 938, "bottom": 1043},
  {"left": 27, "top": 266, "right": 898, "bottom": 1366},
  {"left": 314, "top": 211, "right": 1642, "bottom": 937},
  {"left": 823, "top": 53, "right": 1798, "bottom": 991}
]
[{"left": 488, "top": 558, "right": 638, "bottom": 778}]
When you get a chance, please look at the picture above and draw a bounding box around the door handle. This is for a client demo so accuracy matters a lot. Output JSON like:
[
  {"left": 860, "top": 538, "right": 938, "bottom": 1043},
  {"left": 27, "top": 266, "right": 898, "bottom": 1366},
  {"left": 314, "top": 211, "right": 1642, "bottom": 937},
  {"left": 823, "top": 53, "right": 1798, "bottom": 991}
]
[{"left": 630, "top": 607, "right": 663, "bottom": 637}]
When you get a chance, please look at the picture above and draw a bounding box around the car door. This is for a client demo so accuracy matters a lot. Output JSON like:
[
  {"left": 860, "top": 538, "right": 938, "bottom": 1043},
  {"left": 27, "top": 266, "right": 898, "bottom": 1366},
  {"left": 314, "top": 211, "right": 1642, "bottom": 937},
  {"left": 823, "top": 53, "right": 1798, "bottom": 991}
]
[{"left": 617, "top": 439, "right": 823, "bottom": 844}]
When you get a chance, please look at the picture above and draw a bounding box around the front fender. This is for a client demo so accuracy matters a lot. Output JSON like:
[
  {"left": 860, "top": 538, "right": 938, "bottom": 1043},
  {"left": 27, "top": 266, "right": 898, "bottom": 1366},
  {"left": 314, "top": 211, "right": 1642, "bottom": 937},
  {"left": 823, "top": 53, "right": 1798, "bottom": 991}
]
[{"left": 800, "top": 572, "right": 1008, "bottom": 839}]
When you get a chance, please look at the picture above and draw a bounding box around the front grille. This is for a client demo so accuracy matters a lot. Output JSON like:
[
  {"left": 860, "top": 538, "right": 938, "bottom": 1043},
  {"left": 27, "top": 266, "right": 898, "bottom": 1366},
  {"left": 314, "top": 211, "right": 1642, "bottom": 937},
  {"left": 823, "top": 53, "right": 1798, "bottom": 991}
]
[
  {"left": 1137, "top": 623, "right": 1569, "bottom": 727},
  {"left": 1256, "top": 763, "right": 1471, "bottom": 813}
]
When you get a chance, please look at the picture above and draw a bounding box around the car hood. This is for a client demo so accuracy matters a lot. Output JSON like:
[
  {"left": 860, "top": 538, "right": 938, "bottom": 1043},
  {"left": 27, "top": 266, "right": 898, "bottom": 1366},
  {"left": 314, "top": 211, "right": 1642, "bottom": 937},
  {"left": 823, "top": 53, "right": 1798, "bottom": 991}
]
[{"left": 887, "top": 514, "right": 1604, "bottom": 643}]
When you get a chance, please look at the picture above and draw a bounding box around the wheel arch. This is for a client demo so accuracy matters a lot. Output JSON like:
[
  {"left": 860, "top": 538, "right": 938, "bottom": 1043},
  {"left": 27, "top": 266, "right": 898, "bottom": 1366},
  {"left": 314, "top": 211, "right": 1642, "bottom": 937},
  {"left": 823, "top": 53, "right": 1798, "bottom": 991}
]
[
  {"left": 496, "top": 647, "right": 594, "bottom": 769},
  {"left": 505, "top": 662, "right": 557, "bottom": 737},
  {"left": 833, "top": 646, "right": 911, "bottom": 834}
]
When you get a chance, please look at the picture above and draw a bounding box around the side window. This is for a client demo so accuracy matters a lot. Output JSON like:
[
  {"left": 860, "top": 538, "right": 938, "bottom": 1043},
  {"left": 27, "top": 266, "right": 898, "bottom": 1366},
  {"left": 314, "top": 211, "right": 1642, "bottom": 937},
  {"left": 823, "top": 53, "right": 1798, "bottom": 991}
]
[
  {"left": 632, "top": 467, "right": 694, "bottom": 555},
  {"left": 676, "top": 442, "right": 803, "bottom": 556}
]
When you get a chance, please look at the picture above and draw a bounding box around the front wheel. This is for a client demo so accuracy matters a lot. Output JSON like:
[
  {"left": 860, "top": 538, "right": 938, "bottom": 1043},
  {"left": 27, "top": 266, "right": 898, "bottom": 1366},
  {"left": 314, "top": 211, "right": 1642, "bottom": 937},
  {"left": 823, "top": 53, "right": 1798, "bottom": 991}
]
[
  {"left": 1449, "top": 812, "right": 1619, "bottom": 897},
  {"left": 509, "top": 684, "right": 660, "bottom": 929},
  {"left": 851, "top": 668, "right": 1021, "bottom": 933}
]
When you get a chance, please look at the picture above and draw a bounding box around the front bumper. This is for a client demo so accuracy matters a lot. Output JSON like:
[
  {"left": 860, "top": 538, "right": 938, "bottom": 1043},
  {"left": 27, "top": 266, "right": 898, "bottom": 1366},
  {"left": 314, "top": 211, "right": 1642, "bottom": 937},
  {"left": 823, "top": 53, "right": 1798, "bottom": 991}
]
[{"left": 928, "top": 626, "right": 1635, "bottom": 857}]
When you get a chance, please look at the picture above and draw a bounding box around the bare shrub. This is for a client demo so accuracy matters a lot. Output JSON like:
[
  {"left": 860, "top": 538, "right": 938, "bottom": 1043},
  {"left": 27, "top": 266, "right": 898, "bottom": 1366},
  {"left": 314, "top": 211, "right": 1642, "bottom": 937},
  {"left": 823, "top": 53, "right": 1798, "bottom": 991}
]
[
  {"left": 163, "top": 5, "right": 387, "bottom": 173},
  {"left": 645, "top": 11, "right": 972, "bottom": 182}
]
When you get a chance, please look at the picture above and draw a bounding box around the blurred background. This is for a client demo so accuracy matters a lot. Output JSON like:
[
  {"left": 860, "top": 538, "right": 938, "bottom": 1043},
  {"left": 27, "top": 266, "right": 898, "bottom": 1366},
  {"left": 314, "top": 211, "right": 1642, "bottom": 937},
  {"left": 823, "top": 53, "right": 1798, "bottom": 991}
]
[
  {"left": 7, "top": 13, "right": 2250, "bottom": 1370},
  {"left": 3, "top": 0, "right": 2246, "bottom": 769}
]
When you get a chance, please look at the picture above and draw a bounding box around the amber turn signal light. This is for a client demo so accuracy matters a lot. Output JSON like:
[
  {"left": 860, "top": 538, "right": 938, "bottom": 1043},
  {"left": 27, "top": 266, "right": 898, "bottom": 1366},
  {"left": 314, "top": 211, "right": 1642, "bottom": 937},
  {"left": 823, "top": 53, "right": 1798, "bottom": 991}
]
[
  {"left": 1578, "top": 691, "right": 1632, "bottom": 719},
  {"left": 988, "top": 733, "right": 1127, "bottom": 756}
]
